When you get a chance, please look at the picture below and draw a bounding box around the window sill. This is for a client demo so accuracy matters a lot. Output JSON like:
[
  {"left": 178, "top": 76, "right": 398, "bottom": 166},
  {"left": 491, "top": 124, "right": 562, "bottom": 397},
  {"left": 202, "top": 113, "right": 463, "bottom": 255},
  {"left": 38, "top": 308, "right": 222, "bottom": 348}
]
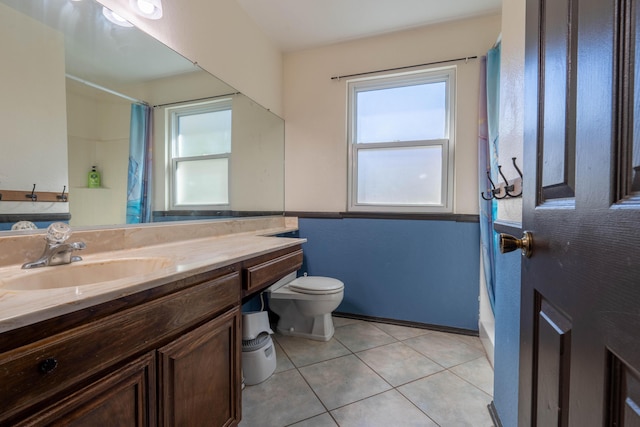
[{"left": 284, "top": 211, "right": 479, "bottom": 223}]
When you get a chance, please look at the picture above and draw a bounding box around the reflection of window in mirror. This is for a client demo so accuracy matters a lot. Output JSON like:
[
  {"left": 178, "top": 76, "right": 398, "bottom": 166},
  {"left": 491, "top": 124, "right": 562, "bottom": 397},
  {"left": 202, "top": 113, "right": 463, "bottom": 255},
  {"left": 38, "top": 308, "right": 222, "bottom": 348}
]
[{"left": 167, "top": 99, "right": 232, "bottom": 209}]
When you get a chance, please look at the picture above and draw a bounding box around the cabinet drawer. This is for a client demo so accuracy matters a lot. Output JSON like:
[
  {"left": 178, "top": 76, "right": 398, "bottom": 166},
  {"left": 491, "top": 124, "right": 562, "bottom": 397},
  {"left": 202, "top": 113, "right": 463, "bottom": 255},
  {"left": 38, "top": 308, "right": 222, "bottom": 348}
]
[
  {"left": 243, "top": 249, "right": 303, "bottom": 293},
  {"left": 0, "top": 271, "right": 239, "bottom": 423},
  {"left": 15, "top": 351, "right": 156, "bottom": 427}
]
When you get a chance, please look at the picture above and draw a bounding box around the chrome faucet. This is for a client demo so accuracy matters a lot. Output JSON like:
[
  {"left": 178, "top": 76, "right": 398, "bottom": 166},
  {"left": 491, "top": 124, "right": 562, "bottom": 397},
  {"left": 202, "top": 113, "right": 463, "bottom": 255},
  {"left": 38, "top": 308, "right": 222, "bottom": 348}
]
[{"left": 22, "top": 223, "right": 86, "bottom": 269}]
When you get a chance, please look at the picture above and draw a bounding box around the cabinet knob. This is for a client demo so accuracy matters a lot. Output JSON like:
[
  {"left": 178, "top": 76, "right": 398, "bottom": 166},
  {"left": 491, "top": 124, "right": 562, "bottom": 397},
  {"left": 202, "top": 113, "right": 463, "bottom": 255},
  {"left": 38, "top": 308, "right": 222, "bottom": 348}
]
[{"left": 39, "top": 357, "right": 58, "bottom": 374}]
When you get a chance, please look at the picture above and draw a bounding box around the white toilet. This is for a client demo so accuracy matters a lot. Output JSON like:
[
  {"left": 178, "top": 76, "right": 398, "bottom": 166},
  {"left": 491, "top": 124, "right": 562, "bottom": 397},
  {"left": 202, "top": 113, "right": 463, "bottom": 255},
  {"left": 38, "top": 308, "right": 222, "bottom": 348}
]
[{"left": 267, "top": 272, "right": 344, "bottom": 341}]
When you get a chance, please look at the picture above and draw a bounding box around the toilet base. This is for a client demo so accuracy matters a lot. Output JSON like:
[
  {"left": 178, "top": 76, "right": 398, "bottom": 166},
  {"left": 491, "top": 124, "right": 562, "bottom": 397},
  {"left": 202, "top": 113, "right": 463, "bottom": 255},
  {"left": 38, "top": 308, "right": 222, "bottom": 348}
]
[{"left": 276, "top": 313, "right": 335, "bottom": 342}]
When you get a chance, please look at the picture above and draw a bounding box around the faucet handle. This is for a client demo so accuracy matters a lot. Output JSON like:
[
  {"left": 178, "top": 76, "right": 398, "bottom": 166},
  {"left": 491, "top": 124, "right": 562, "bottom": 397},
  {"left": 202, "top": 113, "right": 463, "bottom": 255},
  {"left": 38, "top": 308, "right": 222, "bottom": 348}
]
[{"left": 46, "top": 222, "right": 72, "bottom": 244}]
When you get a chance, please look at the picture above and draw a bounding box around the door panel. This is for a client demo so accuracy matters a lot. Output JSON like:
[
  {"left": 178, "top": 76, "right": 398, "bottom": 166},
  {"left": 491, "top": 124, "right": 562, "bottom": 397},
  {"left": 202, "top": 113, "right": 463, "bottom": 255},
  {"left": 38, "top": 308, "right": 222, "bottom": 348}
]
[
  {"left": 521, "top": 0, "right": 640, "bottom": 425},
  {"left": 540, "top": 0, "right": 577, "bottom": 200},
  {"left": 609, "top": 353, "right": 640, "bottom": 426},
  {"left": 619, "top": 0, "right": 640, "bottom": 198},
  {"left": 535, "top": 298, "right": 572, "bottom": 427}
]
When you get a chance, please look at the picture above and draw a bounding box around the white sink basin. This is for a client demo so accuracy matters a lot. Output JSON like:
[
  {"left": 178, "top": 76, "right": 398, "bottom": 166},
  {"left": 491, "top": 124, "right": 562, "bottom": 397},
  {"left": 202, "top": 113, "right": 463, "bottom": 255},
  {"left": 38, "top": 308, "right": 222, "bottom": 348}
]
[{"left": 0, "top": 257, "right": 174, "bottom": 291}]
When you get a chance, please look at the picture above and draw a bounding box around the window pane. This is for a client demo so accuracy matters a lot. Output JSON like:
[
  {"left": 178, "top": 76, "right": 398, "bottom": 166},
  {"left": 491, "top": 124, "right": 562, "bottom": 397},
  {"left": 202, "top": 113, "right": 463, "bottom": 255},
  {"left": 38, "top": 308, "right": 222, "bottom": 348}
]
[
  {"left": 357, "top": 146, "right": 442, "bottom": 205},
  {"left": 177, "top": 110, "right": 231, "bottom": 157},
  {"left": 356, "top": 82, "right": 446, "bottom": 143},
  {"left": 175, "top": 158, "right": 228, "bottom": 205}
]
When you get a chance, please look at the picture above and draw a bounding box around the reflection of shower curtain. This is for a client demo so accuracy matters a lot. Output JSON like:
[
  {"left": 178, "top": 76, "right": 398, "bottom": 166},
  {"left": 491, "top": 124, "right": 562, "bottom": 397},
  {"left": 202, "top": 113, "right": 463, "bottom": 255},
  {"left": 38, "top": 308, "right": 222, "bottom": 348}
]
[
  {"left": 127, "top": 103, "right": 152, "bottom": 224},
  {"left": 479, "top": 43, "right": 501, "bottom": 313}
]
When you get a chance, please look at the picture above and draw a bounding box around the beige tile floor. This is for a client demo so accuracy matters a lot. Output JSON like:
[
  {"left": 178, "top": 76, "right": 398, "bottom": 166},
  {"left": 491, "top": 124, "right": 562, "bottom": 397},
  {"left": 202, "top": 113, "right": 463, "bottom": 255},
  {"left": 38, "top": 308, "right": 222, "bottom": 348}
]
[{"left": 240, "top": 316, "right": 494, "bottom": 427}]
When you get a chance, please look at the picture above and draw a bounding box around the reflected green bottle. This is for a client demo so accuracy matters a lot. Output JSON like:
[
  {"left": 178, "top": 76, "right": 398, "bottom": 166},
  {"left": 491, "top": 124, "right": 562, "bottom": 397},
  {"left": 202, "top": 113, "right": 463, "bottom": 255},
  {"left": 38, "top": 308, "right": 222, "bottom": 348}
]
[{"left": 88, "top": 166, "right": 101, "bottom": 188}]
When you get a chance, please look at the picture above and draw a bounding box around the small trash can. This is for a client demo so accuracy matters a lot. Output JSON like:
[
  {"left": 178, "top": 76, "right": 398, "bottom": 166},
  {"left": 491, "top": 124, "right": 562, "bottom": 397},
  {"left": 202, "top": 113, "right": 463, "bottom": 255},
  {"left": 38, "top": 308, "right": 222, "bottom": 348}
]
[{"left": 241, "top": 312, "right": 276, "bottom": 386}]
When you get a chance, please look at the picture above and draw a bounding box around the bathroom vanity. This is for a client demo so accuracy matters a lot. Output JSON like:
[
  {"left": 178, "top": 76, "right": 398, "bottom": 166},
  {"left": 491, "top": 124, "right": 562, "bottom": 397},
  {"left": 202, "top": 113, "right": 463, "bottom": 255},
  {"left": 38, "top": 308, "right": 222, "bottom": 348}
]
[{"left": 0, "top": 219, "right": 304, "bottom": 426}]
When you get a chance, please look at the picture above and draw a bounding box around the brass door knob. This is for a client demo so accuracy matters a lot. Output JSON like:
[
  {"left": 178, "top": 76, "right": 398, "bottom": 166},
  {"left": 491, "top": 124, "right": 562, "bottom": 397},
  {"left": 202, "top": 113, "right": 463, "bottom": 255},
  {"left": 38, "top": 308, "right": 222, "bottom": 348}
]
[{"left": 499, "top": 231, "right": 533, "bottom": 258}]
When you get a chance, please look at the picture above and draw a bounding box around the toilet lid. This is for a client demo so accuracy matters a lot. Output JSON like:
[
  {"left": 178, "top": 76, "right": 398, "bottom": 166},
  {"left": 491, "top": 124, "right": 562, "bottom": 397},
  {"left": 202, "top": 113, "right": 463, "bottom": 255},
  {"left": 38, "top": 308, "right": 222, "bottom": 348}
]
[{"left": 288, "top": 276, "right": 344, "bottom": 295}]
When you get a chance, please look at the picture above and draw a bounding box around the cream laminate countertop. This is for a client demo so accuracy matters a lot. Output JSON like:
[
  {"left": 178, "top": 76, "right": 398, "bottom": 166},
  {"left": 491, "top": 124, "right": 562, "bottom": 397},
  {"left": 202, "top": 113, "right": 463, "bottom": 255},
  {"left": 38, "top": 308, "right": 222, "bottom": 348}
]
[{"left": 0, "top": 232, "right": 305, "bottom": 333}]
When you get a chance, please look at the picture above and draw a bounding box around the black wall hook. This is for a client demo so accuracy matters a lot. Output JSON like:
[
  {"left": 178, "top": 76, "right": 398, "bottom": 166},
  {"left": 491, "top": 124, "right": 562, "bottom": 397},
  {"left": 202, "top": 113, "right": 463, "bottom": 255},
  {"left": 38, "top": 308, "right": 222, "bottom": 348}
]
[
  {"left": 506, "top": 157, "right": 523, "bottom": 197},
  {"left": 479, "top": 157, "right": 524, "bottom": 200},
  {"left": 495, "top": 166, "right": 512, "bottom": 199},
  {"left": 26, "top": 184, "right": 37, "bottom": 201},
  {"left": 481, "top": 171, "right": 497, "bottom": 200},
  {"left": 57, "top": 186, "right": 67, "bottom": 202}
]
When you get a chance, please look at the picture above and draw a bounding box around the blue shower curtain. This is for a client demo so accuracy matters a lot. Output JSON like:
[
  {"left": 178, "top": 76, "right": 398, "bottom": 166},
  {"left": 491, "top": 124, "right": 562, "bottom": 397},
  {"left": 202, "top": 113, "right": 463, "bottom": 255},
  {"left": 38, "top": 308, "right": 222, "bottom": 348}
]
[
  {"left": 479, "top": 43, "right": 501, "bottom": 313},
  {"left": 127, "top": 103, "right": 153, "bottom": 224}
]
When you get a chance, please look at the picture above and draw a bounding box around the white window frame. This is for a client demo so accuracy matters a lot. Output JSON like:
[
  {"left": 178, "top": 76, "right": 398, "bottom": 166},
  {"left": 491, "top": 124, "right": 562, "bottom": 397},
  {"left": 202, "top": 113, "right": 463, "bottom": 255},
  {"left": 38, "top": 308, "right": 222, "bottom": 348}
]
[
  {"left": 347, "top": 67, "right": 456, "bottom": 213},
  {"left": 166, "top": 99, "right": 232, "bottom": 210}
]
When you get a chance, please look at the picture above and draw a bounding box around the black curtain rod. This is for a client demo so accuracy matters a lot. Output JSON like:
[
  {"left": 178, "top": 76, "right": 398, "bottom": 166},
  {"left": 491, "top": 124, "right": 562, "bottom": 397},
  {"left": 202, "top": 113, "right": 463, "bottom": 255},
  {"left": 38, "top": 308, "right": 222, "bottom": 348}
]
[
  {"left": 153, "top": 92, "right": 240, "bottom": 108},
  {"left": 330, "top": 55, "right": 478, "bottom": 81}
]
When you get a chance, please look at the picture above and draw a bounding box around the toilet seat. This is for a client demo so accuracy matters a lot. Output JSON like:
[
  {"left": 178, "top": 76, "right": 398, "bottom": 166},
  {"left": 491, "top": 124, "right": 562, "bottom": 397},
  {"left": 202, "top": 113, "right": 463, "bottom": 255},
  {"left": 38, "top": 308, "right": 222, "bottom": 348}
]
[{"left": 287, "top": 276, "right": 344, "bottom": 295}]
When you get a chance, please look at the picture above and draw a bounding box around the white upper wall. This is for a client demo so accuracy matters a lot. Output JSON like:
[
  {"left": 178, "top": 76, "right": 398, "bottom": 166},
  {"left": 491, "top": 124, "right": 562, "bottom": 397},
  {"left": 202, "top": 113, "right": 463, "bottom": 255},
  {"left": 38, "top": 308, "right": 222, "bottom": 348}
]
[
  {"left": 497, "top": 0, "right": 525, "bottom": 223},
  {"left": 66, "top": 85, "right": 129, "bottom": 226},
  {"left": 0, "top": 3, "right": 68, "bottom": 215},
  {"left": 283, "top": 14, "right": 502, "bottom": 213},
  {"left": 97, "top": 0, "right": 284, "bottom": 116}
]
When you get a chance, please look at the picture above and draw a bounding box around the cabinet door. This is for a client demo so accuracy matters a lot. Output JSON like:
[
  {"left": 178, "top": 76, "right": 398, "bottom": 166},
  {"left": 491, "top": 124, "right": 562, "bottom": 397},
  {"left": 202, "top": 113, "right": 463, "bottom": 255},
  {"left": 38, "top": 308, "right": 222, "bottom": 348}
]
[
  {"left": 17, "top": 351, "right": 156, "bottom": 427},
  {"left": 158, "top": 307, "right": 241, "bottom": 427}
]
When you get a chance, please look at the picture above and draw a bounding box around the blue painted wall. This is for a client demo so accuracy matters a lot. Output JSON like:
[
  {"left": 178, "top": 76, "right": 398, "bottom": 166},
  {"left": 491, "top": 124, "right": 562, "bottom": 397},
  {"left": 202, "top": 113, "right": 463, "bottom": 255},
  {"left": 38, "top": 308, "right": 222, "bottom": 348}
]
[
  {"left": 298, "top": 218, "right": 481, "bottom": 331},
  {"left": 493, "top": 250, "right": 521, "bottom": 426}
]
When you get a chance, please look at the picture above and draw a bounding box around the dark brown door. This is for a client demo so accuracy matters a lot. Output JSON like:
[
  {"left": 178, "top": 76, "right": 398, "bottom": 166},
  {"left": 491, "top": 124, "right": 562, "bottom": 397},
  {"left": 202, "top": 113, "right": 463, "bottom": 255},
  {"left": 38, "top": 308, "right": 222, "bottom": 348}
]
[{"left": 519, "top": 0, "right": 640, "bottom": 425}]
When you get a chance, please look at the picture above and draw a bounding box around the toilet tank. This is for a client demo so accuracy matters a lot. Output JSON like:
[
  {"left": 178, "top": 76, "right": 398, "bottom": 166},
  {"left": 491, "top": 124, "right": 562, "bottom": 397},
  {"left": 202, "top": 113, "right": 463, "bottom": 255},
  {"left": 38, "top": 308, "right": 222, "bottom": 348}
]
[{"left": 266, "top": 271, "right": 297, "bottom": 292}]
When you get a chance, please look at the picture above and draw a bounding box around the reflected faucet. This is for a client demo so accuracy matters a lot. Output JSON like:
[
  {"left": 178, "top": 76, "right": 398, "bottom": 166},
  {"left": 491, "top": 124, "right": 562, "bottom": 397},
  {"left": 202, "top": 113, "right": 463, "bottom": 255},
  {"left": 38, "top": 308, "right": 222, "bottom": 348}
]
[{"left": 22, "top": 223, "right": 86, "bottom": 269}]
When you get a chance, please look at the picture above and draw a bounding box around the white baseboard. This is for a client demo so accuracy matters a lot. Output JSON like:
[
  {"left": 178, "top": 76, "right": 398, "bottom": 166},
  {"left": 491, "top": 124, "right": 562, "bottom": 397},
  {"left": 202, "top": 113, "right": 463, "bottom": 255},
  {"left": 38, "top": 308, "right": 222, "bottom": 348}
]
[{"left": 479, "top": 318, "right": 495, "bottom": 367}]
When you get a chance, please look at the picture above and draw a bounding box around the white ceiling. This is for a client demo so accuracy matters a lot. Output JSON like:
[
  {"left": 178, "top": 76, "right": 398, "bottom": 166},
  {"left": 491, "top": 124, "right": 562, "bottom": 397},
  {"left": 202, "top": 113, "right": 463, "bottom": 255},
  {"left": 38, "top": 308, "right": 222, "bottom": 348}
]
[
  {"left": 235, "top": 0, "right": 502, "bottom": 52},
  {"left": 1, "top": 0, "right": 198, "bottom": 86}
]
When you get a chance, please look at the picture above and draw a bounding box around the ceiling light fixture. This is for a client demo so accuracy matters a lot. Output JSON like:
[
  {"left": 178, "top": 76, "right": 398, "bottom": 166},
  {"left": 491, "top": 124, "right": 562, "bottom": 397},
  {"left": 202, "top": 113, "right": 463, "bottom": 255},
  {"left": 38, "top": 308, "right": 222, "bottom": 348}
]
[
  {"left": 129, "top": 0, "right": 163, "bottom": 19},
  {"left": 102, "top": 7, "right": 134, "bottom": 27}
]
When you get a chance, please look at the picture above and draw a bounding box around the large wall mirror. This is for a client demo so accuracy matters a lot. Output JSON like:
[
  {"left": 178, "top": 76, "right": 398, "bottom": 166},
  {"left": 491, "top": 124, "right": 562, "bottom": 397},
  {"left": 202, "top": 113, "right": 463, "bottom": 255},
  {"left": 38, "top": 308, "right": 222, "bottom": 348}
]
[{"left": 0, "top": 0, "right": 284, "bottom": 231}]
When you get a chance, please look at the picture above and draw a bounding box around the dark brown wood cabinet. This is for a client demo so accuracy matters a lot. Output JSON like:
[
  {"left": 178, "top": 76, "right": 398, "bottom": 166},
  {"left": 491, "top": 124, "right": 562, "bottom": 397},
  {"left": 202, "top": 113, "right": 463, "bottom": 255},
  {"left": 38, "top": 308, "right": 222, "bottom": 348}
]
[
  {"left": 0, "top": 269, "right": 241, "bottom": 427},
  {"left": 0, "top": 243, "right": 301, "bottom": 427},
  {"left": 11, "top": 307, "right": 242, "bottom": 427}
]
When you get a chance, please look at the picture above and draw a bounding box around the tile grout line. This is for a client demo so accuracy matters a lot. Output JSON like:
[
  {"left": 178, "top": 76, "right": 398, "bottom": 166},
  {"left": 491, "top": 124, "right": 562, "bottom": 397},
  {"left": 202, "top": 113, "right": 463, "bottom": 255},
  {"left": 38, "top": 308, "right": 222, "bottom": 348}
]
[
  {"left": 445, "top": 356, "right": 494, "bottom": 398},
  {"left": 245, "top": 318, "right": 493, "bottom": 427}
]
